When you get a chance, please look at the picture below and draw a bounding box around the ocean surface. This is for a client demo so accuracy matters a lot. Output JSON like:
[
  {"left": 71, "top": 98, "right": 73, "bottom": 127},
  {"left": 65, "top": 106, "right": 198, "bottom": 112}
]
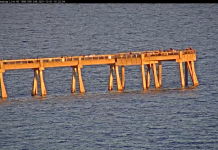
[{"left": 1, "top": 4, "right": 218, "bottom": 149}]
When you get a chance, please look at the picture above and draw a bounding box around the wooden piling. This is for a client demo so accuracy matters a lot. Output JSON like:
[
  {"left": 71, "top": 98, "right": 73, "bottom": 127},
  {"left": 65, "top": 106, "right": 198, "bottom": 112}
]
[
  {"left": 185, "top": 62, "right": 188, "bottom": 86},
  {"left": 115, "top": 65, "right": 122, "bottom": 91},
  {"left": 77, "top": 66, "right": 85, "bottom": 93},
  {"left": 71, "top": 67, "right": 76, "bottom": 93},
  {"left": 152, "top": 63, "right": 159, "bottom": 88},
  {"left": 190, "top": 61, "right": 199, "bottom": 86},
  {"left": 158, "top": 61, "right": 162, "bottom": 87},
  {"left": 121, "top": 66, "right": 125, "bottom": 90},
  {"left": 39, "top": 60, "right": 47, "bottom": 96},
  {"left": 146, "top": 64, "right": 151, "bottom": 88},
  {"left": 179, "top": 62, "right": 185, "bottom": 88},
  {"left": 32, "top": 69, "right": 38, "bottom": 96},
  {"left": 0, "top": 71, "right": 7, "bottom": 98},
  {"left": 39, "top": 69, "right": 47, "bottom": 96},
  {"left": 108, "top": 65, "right": 114, "bottom": 91},
  {"left": 187, "top": 61, "right": 199, "bottom": 86},
  {"left": 141, "top": 64, "right": 146, "bottom": 90},
  {"left": 141, "top": 54, "right": 146, "bottom": 90},
  {"left": 0, "top": 61, "right": 7, "bottom": 98}
]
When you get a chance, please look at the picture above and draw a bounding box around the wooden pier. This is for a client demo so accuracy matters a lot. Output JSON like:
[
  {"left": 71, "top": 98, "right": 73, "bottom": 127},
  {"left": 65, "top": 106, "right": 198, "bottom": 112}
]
[{"left": 0, "top": 48, "right": 199, "bottom": 98}]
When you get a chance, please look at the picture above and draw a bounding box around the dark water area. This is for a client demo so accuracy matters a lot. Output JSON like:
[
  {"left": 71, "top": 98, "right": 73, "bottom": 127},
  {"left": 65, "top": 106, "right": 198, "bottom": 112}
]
[{"left": 1, "top": 4, "right": 218, "bottom": 149}]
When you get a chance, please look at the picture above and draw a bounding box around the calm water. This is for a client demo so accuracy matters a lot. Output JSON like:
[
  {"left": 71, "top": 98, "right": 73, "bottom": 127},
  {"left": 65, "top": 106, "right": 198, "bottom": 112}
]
[{"left": 1, "top": 4, "right": 218, "bottom": 149}]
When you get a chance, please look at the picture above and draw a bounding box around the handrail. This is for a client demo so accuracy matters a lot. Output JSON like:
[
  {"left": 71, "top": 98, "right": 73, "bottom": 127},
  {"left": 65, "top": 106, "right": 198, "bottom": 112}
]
[{"left": 1, "top": 49, "right": 196, "bottom": 65}]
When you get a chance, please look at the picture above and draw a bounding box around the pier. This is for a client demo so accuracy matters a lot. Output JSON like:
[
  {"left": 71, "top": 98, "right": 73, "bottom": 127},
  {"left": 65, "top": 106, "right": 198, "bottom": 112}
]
[{"left": 0, "top": 48, "right": 198, "bottom": 98}]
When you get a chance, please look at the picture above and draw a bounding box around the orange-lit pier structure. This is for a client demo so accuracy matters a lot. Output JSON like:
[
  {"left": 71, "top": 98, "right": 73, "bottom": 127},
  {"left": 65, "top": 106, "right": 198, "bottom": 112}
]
[{"left": 0, "top": 48, "right": 198, "bottom": 98}]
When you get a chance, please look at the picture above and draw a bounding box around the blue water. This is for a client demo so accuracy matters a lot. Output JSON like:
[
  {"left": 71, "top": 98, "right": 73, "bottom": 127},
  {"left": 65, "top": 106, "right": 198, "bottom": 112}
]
[{"left": 1, "top": 4, "right": 218, "bottom": 149}]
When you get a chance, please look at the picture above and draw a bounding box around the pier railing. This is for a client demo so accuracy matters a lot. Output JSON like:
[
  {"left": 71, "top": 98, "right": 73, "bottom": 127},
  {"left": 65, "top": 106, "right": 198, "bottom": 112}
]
[{"left": 2, "top": 49, "right": 196, "bottom": 68}]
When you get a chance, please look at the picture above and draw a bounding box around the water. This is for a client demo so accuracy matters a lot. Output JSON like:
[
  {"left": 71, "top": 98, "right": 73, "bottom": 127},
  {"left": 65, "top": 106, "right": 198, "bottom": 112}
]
[{"left": 0, "top": 4, "right": 218, "bottom": 149}]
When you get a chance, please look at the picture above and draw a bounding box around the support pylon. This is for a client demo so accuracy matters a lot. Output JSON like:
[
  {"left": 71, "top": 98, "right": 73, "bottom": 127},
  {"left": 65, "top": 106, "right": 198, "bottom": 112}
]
[
  {"left": 185, "top": 62, "right": 188, "bottom": 86},
  {"left": 158, "top": 61, "right": 162, "bottom": 87},
  {"left": 71, "top": 67, "right": 76, "bottom": 93},
  {"left": 108, "top": 65, "right": 114, "bottom": 91},
  {"left": 0, "top": 62, "right": 7, "bottom": 98},
  {"left": 39, "top": 68, "right": 47, "bottom": 96},
  {"left": 77, "top": 66, "right": 85, "bottom": 93},
  {"left": 121, "top": 65, "right": 125, "bottom": 90},
  {"left": 190, "top": 61, "right": 199, "bottom": 86},
  {"left": 0, "top": 72, "right": 7, "bottom": 98},
  {"left": 179, "top": 62, "right": 185, "bottom": 88},
  {"left": 146, "top": 64, "right": 151, "bottom": 88},
  {"left": 152, "top": 63, "right": 159, "bottom": 88},
  {"left": 115, "top": 65, "right": 122, "bottom": 91},
  {"left": 32, "top": 69, "right": 38, "bottom": 96},
  {"left": 39, "top": 60, "right": 47, "bottom": 96},
  {"left": 186, "top": 61, "right": 199, "bottom": 86},
  {"left": 141, "top": 54, "right": 146, "bottom": 90}
]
